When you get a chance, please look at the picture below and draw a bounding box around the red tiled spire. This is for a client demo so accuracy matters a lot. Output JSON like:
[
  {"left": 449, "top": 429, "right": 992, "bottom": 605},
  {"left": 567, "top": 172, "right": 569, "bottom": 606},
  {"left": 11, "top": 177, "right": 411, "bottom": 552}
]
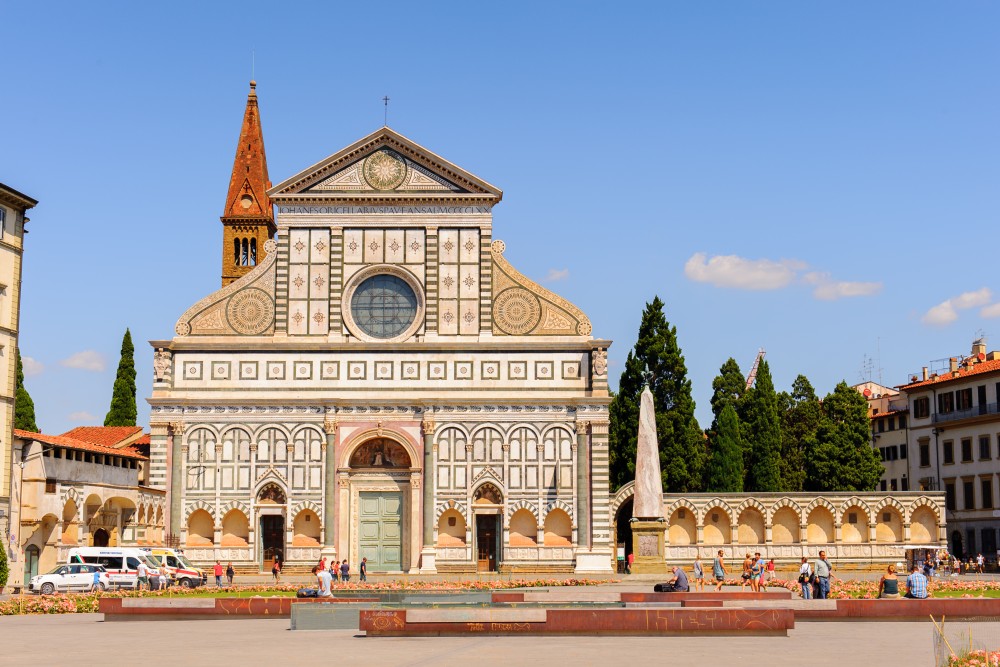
[{"left": 222, "top": 81, "right": 274, "bottom": 222}]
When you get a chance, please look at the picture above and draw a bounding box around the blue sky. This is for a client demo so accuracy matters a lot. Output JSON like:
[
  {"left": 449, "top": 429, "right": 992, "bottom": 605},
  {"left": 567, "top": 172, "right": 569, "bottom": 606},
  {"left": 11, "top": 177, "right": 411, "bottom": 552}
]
[{"left": 4, "top": 1, "right": 999, "bottom": 434}]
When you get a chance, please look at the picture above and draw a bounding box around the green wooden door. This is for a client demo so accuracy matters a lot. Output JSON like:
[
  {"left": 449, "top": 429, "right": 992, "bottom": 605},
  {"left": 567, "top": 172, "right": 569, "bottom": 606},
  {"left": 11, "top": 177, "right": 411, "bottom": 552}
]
[{"left": 358, "top": 492, "right": 402, "bottom": 571}]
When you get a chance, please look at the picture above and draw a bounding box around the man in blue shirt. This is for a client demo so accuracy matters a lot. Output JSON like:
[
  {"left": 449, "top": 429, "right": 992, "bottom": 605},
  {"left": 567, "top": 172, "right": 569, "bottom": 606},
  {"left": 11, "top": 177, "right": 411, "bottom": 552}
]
[{"left": 905, "top": 564, "right": 928, "bottom": 599}]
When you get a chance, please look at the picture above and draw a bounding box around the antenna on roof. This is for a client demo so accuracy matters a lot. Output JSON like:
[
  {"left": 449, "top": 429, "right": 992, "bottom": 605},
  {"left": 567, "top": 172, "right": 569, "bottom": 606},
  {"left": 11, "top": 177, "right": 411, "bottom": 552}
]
[
  {"left": 252, "top": 49, "right": 255, "bottom": 81},
  {"left": 383, "top": 95, "right": 390, "bottom": 126}
]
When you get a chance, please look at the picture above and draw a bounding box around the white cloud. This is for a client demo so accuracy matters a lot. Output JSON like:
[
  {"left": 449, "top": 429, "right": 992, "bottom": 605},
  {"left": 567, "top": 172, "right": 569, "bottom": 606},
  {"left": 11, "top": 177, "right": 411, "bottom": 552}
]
[
  {"left": 59, "top": 350, "right": 106, "bottom": 372},
  {"left": 921, "top": 288, "right": 992, "bottom": 326},
  {"left": 981, "top": 303, "right": 1000, "bottom": 319},
  {"left": 543, "top": 268, "right": 570, "bottom": 282},
  {"left": 803, "top": 272, "right": 882, "bottom": 301},
  {"left": 21, "top": 356, "right": 44, "bottom": 377},
  {"left": 684, "top": 253, "right": 805, "bottom": 290},
  {"left": 67, "top": 411, "right": 99, "bottom": 422}
]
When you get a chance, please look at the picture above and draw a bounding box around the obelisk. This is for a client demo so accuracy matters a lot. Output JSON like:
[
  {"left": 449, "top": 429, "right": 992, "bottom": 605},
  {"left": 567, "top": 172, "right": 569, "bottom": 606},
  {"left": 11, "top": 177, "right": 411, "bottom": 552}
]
[{"left": 630, "top": 386, "right": 668, "bottom": 574}]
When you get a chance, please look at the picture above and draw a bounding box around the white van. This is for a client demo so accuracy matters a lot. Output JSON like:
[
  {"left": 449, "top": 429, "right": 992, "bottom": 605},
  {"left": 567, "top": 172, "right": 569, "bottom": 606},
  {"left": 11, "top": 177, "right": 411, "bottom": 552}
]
[
  {"left": 67, "top": 547, "right": 161, "bottom": 589},
  {"left": 144, "top": 548, "right": 207, "bottom": 588}
]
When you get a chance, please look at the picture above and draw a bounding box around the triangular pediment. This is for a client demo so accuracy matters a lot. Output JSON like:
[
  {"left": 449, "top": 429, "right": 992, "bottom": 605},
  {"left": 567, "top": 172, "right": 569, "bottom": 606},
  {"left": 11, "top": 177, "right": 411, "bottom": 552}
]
[{"left": 268, "top": 127, "right": 502, "bottom": 200}]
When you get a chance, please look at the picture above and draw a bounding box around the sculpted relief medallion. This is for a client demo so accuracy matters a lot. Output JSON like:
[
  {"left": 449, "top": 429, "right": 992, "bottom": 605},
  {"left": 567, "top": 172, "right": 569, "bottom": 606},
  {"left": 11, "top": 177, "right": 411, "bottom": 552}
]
[
  {"left": 226, "top": 288, "right": 275, "bottom": 335},
  {"left": 494, "top": 287, "right": 542, "bottom": 335},
  {"left": 362, "top": 149, "right": 407, "bottom": 190}
]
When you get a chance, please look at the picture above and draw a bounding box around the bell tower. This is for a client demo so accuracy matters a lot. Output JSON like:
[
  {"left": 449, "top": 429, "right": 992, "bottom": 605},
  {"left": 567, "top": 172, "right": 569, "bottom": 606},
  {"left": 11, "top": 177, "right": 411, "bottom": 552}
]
[{"left": 221, "top": 80, "right": 276, "bottom": 287}]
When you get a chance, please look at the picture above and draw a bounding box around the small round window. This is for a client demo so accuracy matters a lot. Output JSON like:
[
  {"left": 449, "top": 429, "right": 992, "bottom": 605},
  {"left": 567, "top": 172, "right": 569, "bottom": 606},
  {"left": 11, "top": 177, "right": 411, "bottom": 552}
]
[{"left": 350, "top": 274, "right": 418, "bottom": 339}]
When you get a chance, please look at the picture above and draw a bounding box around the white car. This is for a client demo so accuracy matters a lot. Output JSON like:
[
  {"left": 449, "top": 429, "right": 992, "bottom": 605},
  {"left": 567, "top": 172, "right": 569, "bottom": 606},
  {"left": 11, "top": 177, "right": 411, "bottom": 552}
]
[{"left": 29, "top": 563, "right": 110, "bottom": 594}]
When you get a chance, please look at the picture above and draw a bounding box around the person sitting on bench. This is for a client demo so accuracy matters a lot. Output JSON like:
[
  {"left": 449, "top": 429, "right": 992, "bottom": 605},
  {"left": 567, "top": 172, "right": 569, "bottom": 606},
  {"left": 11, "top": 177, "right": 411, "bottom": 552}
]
[{"left": 660, "top": 566, "right": 690, "bottom": 592}]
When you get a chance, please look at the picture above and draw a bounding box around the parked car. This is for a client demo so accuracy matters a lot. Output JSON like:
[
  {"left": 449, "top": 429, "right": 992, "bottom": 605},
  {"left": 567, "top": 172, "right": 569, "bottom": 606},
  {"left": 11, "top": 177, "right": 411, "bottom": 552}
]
[{"left": 29, "top": 563, "right": 110, "bottom": 594}]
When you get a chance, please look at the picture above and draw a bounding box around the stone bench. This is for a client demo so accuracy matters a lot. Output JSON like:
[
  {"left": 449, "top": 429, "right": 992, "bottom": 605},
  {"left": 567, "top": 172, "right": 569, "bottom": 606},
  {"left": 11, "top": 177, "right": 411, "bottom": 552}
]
[
  {"left": 100, "top": 596, "right": 379, "bottom": 620},
  {"left": 360, "top": 607, "right": 795, "bottom": 636}
]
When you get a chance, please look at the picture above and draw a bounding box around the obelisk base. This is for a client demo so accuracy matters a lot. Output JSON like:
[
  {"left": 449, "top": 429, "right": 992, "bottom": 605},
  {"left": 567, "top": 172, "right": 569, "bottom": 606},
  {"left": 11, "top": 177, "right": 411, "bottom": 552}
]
[
  {"left": 419, "top": 547, "right": 437, "bottom": 574},
  {"left": 630, "top": 520, "right": 668, "bottom": 574}
]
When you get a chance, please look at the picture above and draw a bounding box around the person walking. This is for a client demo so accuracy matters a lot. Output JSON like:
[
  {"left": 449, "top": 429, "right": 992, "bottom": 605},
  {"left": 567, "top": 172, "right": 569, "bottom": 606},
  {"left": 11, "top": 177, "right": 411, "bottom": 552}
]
[
  {"left": 712, "top": 550, "right": 728, "bottom": 591},
  {"left": 136, "top": 559, "right": 149, "bottom": 591},
  {"left": 740, "top": 553, "right": 753, "bottom": 590},
  {"left": 359, "top": 557, "right": 368, "bottom": 582},
  {"left": 626, "top": 551, "right": 635, "bottom": 575},
  {"left": 340, "top": 560, "right": 350, "bottom": 583},
  {"left": 91, "top": 566, "right": 102, "bottom": 592},
  {"left": 798, "top": 557, "right": 812, "bottom": 599},
  {"left": 977, "top": 553, "right": 985, "bottom": 574},
  {"left": 692, "top": 555, "right": 705, "bottom": 591},
  {"left": 226, "top": 562, "right": 235, "bottom": 586},
  {"left": 878, "top": 565, "right": 900, "bottom": 599},
  {"left": 332, "top": 561, "right": 341, "bottom": 583},
  {"left": 766, "top": 558, "right": 776, "bottom": 583},
  {"left": 749, "top": 556, "right": 763, "bottom": 592},
  {"left": 814, "top": 551, "right": 836, "bottom": 599},
  {"left": 213, "top": 561, "right": 224, "bottom": 588},
  {"left": 272, "top": 557, "right": 281, "bottom": 583}
]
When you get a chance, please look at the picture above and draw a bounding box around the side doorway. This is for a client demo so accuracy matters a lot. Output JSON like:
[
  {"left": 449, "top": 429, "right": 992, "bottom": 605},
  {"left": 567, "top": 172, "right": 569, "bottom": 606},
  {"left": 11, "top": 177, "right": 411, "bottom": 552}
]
[
  {"left": 260, "top": 515, "right": 285, "bottom": 567},
  {"left": 475, "top": 514, "right": 499, "bottom": 572}
]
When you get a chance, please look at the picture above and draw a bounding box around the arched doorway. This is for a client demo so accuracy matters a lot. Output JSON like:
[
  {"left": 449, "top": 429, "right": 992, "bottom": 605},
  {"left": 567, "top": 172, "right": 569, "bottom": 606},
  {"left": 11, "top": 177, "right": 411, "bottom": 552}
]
[
  {"left": 92, "top": 528, "right": 110, "bottom": 547},
  {"left": 347, "top": 437, "right": 412, "bottom": 573},
  {"left": 615, "top": 498, "right": 634, "bottom": 573},
  {"left": 257, "top": 483, "right": 286, "bottom": 566},
  {"left": 24, "top": 545, "right": 40, "bottom": 586},
  {"left": 472, "top": 482, "right": 503, "bottom": 572}
]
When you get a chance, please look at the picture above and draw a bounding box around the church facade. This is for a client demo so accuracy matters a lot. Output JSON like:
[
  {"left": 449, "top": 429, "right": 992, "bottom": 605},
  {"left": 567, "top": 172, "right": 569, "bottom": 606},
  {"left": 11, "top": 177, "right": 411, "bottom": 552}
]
[{"left": 148, "top": 83, "right": 613, "bottom": 573}]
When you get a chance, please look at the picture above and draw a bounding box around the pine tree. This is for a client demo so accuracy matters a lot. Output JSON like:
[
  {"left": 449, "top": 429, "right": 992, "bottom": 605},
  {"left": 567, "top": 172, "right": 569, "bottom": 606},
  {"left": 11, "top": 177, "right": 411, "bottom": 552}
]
[
  {"left": 608, "top": 297, "right": 704, "bottom": 493},
  {"left": 706, "top": 403, "right": 744, "bottom": 492},
  {"left": 777, "top": 375, "right": 822, "bottom": 492},
  {"left": 104, "top": 329, "right": 137, "bottom": 427},
  {"left": 13, "top": 348, "right": 39, "bottom": 432},
  {"left": 806, "top": 381, "right": 884, "bottom": 491},
  {"left": 0, "top": 537, "right": 7, "bottom": 591},
  {"left": 743, "top": 359, "right": 782, "bottom": 491}
]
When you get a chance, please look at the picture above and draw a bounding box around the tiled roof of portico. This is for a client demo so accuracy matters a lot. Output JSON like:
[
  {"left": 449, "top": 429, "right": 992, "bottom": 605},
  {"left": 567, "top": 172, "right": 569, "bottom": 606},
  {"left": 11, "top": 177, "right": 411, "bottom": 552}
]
[{"left": 14, "top": 429, "right": 148, "bottom": 460}]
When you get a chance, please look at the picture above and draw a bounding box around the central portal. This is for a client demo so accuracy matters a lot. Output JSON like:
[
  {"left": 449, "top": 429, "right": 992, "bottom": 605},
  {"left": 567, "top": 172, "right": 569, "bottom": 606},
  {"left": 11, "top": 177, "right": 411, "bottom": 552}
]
[
  {"left": 476, "top": 514, "right": 499, "bottom": 572},
  {"left": 260, "top": 515, "right": 284, "bottom": 565},
  {"left": 358, "top": 492, "right": 403, "bottom": 572}
]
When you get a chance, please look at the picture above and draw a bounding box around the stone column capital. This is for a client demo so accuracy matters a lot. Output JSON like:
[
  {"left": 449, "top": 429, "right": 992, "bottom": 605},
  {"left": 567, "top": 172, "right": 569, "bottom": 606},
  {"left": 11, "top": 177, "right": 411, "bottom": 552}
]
[
  {"left": 323, "top": 418, "right": 338, "bottom": 435},
  {"left": 170, "top": 422, "right": 186, "bottom": 435},
  {"left": 421, "top": 419, "right": 437, "bottom": 436},
  {"left": 576, "top": 420, "right": 590, "bottom": 436}
]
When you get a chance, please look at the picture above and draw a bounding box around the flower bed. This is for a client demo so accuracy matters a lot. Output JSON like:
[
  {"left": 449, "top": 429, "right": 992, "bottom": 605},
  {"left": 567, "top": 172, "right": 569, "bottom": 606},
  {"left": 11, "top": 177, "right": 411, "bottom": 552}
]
[
  {"left": 948, "top": 650, "right": 1000, "bottom": 666},
  {"left": 0, "top": 578, "right": 603, "bottom": 616}
]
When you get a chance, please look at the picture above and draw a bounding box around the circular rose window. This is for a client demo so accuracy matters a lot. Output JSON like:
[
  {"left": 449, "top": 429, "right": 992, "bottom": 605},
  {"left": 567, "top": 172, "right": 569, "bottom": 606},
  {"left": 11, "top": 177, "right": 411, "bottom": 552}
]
[{"left": 349, "top": 273, "right": 419, "bottom": 339}]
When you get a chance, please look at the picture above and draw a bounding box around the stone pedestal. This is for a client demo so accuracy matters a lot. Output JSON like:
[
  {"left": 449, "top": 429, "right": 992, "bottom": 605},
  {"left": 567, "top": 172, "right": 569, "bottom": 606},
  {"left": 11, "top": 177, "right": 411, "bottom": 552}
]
[
  {"left": 419, "top": 548, "right": 437, "bottom": 574},
  {"left": 630, "top": 520, "right": 668, "bottom": 574},
  {"left": 575, "top": 548, "right": 615, "bottom": 574}
]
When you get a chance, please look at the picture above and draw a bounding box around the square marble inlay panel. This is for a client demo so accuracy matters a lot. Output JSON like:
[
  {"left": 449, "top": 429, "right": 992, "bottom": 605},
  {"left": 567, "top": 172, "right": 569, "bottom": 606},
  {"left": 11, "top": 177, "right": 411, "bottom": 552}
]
[
  {"left": 508, "top": 361, "right": 527, "bottom": 380},
  {"left": 454, "top": 361, "right": 473, "bottom": 380},
  {"left": 240, "top": 361, "right": 258, "bottom": 380},
  {"left": 183, "top": 361, "right": 203, "bottom": 381},
  {"left": 481, "top": 361, "right": 500, "bottom": 380},
  {"left": 267, "top": 361, "right": 285, "bottom": 381},
  {"left": 320, "top": 361, "right": 339, "bottom": 380},
  {"left": 534, "top": 361, "right": 554, "bottom": 380},
  {"left": 429, "top": 362, "right": 446, "bottom": 380},
  {"left": 294, "top": 361, "right": 313, "bottom": 380},
  {"left": 402, "top": 361, "right": 420, "bottom": 380},
  {"left": 212, "top": 361, "right": 230, "bottom": 381},
  {"left": 375, "top": 361, "right": 393, "bottom": 380},
  {"left": 348, "top": 361, "right": 366, "bottom": 380}
]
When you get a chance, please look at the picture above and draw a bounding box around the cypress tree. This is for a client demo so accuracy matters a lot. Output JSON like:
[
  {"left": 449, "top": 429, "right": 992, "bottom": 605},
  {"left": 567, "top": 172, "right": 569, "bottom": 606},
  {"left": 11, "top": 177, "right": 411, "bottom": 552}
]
[
  {"left": 608, "top": 297, "right": 705, "bottom": 493},
  {"left": 806, "top": 381, "right": 884, "bottom": 491},
  {"left": 777, "top": 375, "right": 822, "bottom": 492},
  {"left": 743, "top": 359, "right": 782, "bottom": 492},
  {"left": 706, "top": 403, "right": 744, "bottom": 492},
  {"left": 708, "top": 357, "right": 745, "bottom": 434},
  {"left": 104, "top": 329, "right": 137, "bottom": 427},
  {"left": 13, "top": 348, "right": 39, "bottom": 432},
  {"left": 0, "top": 537, "right": 7, "bottom": 591}
]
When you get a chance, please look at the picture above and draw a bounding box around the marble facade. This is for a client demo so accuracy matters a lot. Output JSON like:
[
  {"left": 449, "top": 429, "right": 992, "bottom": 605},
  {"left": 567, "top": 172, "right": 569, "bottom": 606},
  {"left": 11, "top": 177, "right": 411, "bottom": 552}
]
[{"left": 149, "top": 121, "right": 613, "bottom": 573}]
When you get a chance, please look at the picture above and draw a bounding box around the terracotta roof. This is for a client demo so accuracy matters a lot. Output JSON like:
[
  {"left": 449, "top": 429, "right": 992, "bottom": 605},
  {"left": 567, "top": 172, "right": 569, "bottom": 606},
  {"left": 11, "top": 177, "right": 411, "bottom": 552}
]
[
  {"left": 899, "top": 358, "right": 1000, "bottom": 390},
  {"left": 133, "top": 434, "right": 151, "bottom": 446},
  {"left": 14, "top": 429, "right": 148, "bottom": 460},
  {"left": 870, "top": 408, "right": 909, "bottom": 418},
  {"left": 60, "top": 426, "right": 143, "bottom": 448}
]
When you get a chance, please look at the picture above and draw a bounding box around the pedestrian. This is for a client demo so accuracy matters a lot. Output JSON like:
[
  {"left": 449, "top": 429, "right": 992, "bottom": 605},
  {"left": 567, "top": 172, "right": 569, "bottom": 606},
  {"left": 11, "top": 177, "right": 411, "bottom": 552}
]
[
  {"left": 341, "top": 559, "right": 350, "bottom": 583},
  {"left": 766, "top": 558, "right": 776, "bottom": 583},
  {"left": 712, "top": 549, "right": 728, "bottom": 591},
  {"left": 158, "top": 570, "right": 169, "bottom": 591},
  {"left": 814, "top": 550, "right": 836, "bottom": 599},
  {"left": 798, "top": 557, "right": 812, "bottom": 599},
  {"left": 272, "top": 557, "right": 281, "bottom": 583},
  {"left": 359, "top": 557, "right": 368, "bottom": 582},
  {"left": 741, "top": 553, "right": 752, "bottom": 590},
  {"left": 905, "top": 564, "right": 928, "bottom": 599},
  {"left": 878, "top": 564, "right": 900, "bottom": 599},
  {"left": 213, "top": 561, "right": 224, "bottom": 588},
  {"left": 226, "top": 562, "right": 235, "bottom": 586},
  {"left": 136, "top": 559, "right": 149, "bottom": 591},
  {"left": 626, "top": 551, "right": 635, "bottom": 575},
  {"left": 692, "top": 555, "right": 705, "bottom": 592},
  {"left": 977, "top": 553, "right": 985, "bottom": 574},
  {"left": 749, "top": 556, "right": 763, "bottom": 592},
  {"left": 661, "top": 566, "right": 690, "bottom": 592},
  {"left": 91, "top": 566, "right": 101, "bottom": 592},
  {"left": 319, "top": 556, "right": 327, "bottom": 573},
  {"left": 332, "top": 560, "right": 341, "bottom": 583}
]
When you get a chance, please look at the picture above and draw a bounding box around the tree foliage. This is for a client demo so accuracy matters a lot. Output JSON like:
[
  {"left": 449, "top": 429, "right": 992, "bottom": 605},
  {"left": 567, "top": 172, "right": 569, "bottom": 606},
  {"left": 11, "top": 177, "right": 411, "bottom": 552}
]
[
  {"left": 742, "top": 360, "right": 782, "bottom": 492},
  {"left": 104, "top": 329, "right": 137, "bottom": 427},
  {"left": 608, "top": 297, "right": 705, "bottom": 492},
  {"left": 805, "top": 381, "right": 884, "bottom": 491},
  {"left": 0, "top": 537, "right": 8, "bottom": 590},
  {"left": 709, "top": 358, "right": 745, "bottom": 433},
  {"left": 706, "top": 403, "right": 744, "bottom": 492},
  {"left": 777, "top": 375, "right": 822, "bottom": 492},
  {"left": 14, "top": 348, "right": 39, "bottom": 432}
]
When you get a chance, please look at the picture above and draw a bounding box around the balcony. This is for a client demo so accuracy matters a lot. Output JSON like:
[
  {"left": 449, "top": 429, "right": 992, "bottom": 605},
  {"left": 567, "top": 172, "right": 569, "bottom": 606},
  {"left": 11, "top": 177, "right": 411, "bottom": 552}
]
[{"left": 932, "top": 402, "right": 1000, "bottom": 425}]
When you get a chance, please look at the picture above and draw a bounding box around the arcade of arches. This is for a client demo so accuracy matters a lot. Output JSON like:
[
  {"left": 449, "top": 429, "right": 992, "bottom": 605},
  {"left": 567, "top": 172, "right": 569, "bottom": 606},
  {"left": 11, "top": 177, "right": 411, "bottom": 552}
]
[{"left": 612, "top": 488, "right": 947, "bottom": 567}]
